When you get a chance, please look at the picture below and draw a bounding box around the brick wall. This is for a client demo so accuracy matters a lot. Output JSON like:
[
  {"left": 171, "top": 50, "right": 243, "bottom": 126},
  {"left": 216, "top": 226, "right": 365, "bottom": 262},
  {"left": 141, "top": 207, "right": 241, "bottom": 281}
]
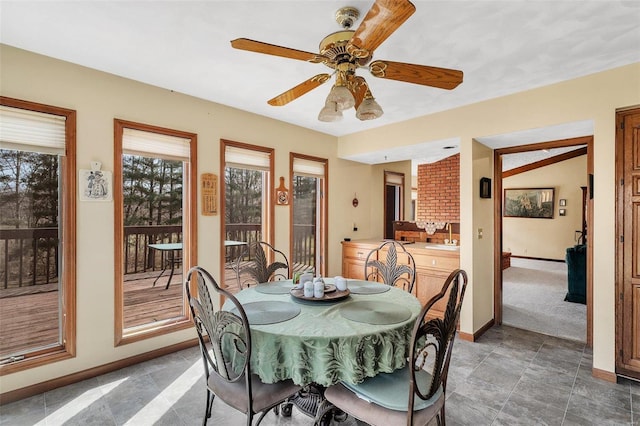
[{"left": 417, "top": 153, "right": 460, "bottom": 222}]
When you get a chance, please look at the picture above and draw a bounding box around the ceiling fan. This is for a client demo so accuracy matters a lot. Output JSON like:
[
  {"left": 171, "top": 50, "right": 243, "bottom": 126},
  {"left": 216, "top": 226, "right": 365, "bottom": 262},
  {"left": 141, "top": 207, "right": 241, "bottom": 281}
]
[{"left": 231, "top": 0, "right": 463, "bottom": 122}]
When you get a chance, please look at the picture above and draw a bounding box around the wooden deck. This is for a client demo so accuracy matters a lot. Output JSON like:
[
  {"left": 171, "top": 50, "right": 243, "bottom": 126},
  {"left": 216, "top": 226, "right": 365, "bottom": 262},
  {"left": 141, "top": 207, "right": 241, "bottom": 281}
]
[{"left": 0, "top": 263, "right": 310, "bottom": 358}]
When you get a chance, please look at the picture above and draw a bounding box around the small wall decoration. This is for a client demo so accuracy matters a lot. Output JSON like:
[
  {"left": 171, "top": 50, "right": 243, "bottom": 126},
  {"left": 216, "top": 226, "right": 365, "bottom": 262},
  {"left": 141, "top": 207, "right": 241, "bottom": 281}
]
[
  {"left": 559, "top": 208, "right": 567, "bottom": 216},
  {"left": 352, "top": 193, "right": 359, "bottom": 207},
  {"left": 276, "top": 176, "right": 289, "bottom": 205},
  {"left": 479, "top": 177, "right": 491, "bottom": 199},
  {"left": 79, "top": 162, "right": 112, "bottom": 202},
  {"left": 504, "top": 188, "right": 555, "bottom": 219},
  {"left": 201, "top": 173, "right": 218, "bottom": 215},
  {"left": 559, "top": 199, "right": 567, "bottom": 206}
]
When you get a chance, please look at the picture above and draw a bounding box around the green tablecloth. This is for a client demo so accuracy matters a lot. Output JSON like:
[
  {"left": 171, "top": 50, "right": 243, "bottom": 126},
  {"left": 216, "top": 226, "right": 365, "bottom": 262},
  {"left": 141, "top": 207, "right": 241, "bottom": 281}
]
[{"left": 228, "top": 282, "right": 421, "bottom": 387}]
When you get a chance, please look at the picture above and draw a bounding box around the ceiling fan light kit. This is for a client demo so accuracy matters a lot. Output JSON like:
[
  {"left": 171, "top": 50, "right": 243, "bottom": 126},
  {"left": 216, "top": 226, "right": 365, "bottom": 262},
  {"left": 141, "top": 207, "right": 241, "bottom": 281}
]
[
  {"left": 318, "top": 101, "right": 343, "bottom": 122},
  {"left": 356, "top": 96, "right": 383, "bottom": 121},
  {"left": 231, "top": 0, "right": 463, "bottom": 123},
  {"left": 326, "top": 72, "right": 356, "bottom": 111}
]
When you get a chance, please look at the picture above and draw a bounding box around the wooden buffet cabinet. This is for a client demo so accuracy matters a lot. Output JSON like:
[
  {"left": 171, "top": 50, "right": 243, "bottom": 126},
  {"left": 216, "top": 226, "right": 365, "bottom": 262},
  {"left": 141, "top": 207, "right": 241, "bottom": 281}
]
[{"left": 342, "top": 240, "right": 460, "bottom": 317}]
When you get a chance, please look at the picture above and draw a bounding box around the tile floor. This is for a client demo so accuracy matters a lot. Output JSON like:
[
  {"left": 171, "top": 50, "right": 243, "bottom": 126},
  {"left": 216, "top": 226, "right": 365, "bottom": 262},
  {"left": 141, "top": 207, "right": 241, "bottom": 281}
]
[{"left": 1, "top": 325, "right": 637, "bottom": 425}]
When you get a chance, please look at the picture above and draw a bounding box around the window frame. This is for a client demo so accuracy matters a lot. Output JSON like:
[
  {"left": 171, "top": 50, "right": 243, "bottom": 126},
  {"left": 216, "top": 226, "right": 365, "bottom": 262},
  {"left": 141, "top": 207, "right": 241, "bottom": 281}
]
[
  {"left": 289, "top": 152, "right": 328, "bottom": 277},
  {"left": 220, "top": 139, "right": 275, "bottom": 291},
  {"left": 0, "top": 96, "right": 77, "bottom": 375},
  {"left": 113, "top": 119, "right": 197, "bottom": 346}
]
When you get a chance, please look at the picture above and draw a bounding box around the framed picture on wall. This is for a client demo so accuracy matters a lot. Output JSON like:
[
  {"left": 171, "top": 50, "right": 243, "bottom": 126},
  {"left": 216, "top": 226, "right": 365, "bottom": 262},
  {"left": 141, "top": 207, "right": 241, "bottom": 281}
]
[{"left": 503, "top": 188, "right": 554, "bottom": 219}]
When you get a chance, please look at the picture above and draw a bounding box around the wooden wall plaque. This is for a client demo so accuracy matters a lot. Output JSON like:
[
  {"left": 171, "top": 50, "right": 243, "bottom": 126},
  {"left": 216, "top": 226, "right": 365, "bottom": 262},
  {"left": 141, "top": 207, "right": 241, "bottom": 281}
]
[{"left": 201, "top": 173, "right": 218, "bottom": 215}]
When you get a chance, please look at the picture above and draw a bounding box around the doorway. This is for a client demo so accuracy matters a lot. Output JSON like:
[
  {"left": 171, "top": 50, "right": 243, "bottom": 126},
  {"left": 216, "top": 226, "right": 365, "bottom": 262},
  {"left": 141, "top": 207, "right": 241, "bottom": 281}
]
[
  {"left": 384, "top": 171, "right": 404, "bottom": 239},
  {"left": 494, "top": 136, "right": 594, "bottom": 346}
]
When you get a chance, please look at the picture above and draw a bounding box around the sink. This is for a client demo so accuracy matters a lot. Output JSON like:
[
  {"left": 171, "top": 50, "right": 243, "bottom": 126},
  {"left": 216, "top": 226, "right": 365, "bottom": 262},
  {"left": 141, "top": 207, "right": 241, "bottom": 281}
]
[{"left": 424, "top": 243, "right": 460, "bottom": 251}]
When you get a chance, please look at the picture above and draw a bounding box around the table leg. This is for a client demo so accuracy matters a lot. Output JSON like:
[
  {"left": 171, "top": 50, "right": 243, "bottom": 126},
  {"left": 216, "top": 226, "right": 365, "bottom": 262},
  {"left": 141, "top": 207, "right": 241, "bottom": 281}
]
[
  {"left": 152, "top": 256, "right": 169, "bottom": 287},
  {"left": 164, "top": 251, "right": 175, "bottom": 290},
  {"left": 286, "top": 385, "right": 346, "bottom": 425}
]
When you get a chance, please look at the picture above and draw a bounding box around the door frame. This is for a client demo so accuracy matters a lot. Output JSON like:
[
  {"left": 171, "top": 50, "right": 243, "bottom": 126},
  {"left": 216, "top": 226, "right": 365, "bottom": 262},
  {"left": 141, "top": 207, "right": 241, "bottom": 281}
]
[
  {"left": 384, "top": 170, "right": 405, "bottom": 239},
  {"left": 493, "top": 135, "right": 594, "bottom": 346},
  {"left": 289, "top": 152, "right": 328, "bottom": 277}
]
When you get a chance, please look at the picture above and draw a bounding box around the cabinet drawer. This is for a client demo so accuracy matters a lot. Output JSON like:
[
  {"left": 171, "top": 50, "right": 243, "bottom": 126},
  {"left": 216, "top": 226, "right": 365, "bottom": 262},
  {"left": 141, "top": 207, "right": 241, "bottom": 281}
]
[
  {"left": 412, "top": 252, "right": 459, "bottom": 271},
  {"left": 343, "top": 246, "right": 371, "bottom": 260}
]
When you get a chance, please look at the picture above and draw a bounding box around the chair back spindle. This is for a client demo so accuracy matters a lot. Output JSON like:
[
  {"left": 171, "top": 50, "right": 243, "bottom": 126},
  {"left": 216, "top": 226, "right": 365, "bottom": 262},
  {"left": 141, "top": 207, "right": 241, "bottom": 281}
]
[{"left": 365, "top": 241, "right": 417, "bottom": 293}]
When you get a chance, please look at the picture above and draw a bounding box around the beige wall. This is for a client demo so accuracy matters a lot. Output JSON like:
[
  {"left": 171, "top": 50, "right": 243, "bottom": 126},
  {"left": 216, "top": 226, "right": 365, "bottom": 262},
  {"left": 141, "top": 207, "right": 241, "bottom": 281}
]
[
  {"left": 338, "top": 62, "right": 640, "bottom": 374},
  {"left": 503, "top": 156, "right": 588, "bottom": 260},
  {"left": 1, "top": 42, "right": 639, "bottom": 392},
  {"left": 0, "top": 45, "right": 344, "bottom": 393}
]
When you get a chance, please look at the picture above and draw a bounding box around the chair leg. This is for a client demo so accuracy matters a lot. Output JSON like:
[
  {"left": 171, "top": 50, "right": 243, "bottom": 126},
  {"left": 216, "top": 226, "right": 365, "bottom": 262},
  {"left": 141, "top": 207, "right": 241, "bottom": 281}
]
[
  {"left": 438, "top": 405, "right": 446, "bottom": 426},
  {"left": 203, "top": 389, "right": 214, "bottom": 425}
]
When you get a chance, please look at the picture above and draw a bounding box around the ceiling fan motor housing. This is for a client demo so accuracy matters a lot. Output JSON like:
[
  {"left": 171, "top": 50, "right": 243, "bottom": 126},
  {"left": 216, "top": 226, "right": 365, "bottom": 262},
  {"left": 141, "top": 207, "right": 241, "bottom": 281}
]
[{"left": 319, "top": 30, "right": 371, "bottom": 68}]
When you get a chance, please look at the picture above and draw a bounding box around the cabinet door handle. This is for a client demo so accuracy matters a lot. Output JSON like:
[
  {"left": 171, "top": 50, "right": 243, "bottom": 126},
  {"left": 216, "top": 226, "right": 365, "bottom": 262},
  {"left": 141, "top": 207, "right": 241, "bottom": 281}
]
[{"left": 357, "top": 251, "right": 364, "bottom": 258}]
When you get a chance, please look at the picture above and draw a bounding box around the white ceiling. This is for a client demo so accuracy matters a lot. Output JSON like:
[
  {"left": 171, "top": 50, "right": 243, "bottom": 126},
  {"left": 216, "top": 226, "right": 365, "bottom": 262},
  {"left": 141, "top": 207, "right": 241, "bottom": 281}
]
[{"left": 1, "top": 1, "right": 639, "bottom": 166}]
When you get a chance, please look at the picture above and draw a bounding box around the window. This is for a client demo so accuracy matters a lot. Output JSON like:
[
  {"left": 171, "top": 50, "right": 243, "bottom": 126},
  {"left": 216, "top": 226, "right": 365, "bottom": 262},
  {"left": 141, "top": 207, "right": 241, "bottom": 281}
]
[
  {"left": 290, "top": 153, "right": 327, "bottom": 276},
  {"left": 0, "top": 97, "right": 76, "bottom": 374},
  {"left": 114, "top": 120, "right": 196, "bottom": 345},
  {"left": 221, "top": 140, "right": 273, "bottom": 293}
]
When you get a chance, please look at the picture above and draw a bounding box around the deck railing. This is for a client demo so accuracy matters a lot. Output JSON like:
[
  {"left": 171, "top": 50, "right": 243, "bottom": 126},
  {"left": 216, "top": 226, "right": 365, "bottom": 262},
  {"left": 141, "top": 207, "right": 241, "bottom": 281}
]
[
  {"left": 1, "top": 223, "right": 316, "bottom": 289},
  {"left": 0, "top": 227, "right": 58, "bottom": 289},
  {"left": 292, "top": 224, "right": 316, "bottom": 272}
]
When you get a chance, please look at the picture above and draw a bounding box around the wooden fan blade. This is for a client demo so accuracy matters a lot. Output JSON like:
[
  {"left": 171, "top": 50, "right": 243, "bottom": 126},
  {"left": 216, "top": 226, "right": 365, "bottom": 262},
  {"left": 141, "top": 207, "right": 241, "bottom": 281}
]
[
  {"left": 347, "top": 0, "right": 416, "bottom": 58},
  {"left": 231, "top": 38, "right": 325, "bottom": 63},
  {"left": 349, "top": 76, "right": 369, "bottom": 110},
  {"left": 369, "top": 60, "right": 463, "bottom": 89},
  {"left": 268, "top": 74, "right": 331, "bottom": 106}
]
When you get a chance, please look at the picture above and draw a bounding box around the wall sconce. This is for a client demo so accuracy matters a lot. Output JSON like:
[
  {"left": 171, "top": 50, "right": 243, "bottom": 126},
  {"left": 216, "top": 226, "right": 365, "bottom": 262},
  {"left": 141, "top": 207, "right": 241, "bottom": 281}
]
[{"left": 480, "top": 177, "right": 491, "bottom": 198}]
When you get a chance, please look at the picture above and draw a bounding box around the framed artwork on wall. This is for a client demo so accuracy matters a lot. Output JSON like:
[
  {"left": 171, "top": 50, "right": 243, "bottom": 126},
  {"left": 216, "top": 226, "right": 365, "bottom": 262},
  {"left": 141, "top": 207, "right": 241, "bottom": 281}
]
[{"left": 503, "top": 188, "right": 554, "bottom": 219}]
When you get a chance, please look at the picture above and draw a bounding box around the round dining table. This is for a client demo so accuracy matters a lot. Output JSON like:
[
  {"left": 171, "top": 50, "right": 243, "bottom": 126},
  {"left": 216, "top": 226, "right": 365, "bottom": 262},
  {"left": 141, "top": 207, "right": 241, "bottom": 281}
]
[{"left": 226, "top": 278, "right": 422, "bottom": 388}]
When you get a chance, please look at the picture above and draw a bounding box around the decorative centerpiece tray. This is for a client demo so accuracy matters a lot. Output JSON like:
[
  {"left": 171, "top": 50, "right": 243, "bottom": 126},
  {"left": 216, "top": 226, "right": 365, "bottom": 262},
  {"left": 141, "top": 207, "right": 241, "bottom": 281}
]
[{"left": 290, "top": 287, "right": 350, "bottom": 302}]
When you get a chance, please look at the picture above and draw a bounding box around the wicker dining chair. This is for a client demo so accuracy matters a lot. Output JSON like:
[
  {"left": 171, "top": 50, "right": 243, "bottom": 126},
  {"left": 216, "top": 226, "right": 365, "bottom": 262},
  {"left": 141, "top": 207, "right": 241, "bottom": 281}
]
[
  {"left": 235, "top": 241, "right": 290, "bottom": 289},
  {"left": 364, "top": 241, "right": 417, "bottom": 293},
  {"left": 321, "top": 269, "right": 468, "bottom": 426},
  {"left": 185, "top": 266, "right": 301, "bottom": 425}
]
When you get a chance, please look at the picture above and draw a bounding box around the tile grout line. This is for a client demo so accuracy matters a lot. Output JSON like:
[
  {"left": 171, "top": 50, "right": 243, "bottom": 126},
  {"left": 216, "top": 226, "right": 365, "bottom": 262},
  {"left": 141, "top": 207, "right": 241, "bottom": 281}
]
[
  {"left": 490, "top": 335, "right": 543, "bottom": 425},
  {"left": 560, "top": 343, "right": 586, "bottom": 425}
]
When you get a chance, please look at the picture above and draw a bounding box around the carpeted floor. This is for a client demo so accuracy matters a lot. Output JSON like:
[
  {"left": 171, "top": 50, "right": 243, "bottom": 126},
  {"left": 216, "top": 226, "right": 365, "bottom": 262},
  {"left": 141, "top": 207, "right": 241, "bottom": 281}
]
[{"left": 503, "top": 257, "right": 586, "bottom": 342}]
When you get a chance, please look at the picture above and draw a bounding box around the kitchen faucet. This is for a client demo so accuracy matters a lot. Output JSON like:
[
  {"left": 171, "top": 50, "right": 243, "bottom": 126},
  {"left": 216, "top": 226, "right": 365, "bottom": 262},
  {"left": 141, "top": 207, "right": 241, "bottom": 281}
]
[{"left": 446, "top": 222, "right": 453, "bottom": 244}]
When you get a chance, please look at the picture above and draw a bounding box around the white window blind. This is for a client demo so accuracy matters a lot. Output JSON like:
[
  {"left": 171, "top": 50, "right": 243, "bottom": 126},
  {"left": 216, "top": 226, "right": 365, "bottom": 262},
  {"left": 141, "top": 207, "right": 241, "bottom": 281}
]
[
  {"left": 386, "top": 173, "right": 404, "bottom": 185},
  {"left": 123, "top": 128, "right": 191, "bottom": 161},
  {"left": 293, "top": 157, "right": 325, "bottom": 177},
  {"left": 0, "top": 105, "right": 66, "bottom": 155},
  {"left": 225, "top": 146, "right": 270, "bottom": 171}
]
